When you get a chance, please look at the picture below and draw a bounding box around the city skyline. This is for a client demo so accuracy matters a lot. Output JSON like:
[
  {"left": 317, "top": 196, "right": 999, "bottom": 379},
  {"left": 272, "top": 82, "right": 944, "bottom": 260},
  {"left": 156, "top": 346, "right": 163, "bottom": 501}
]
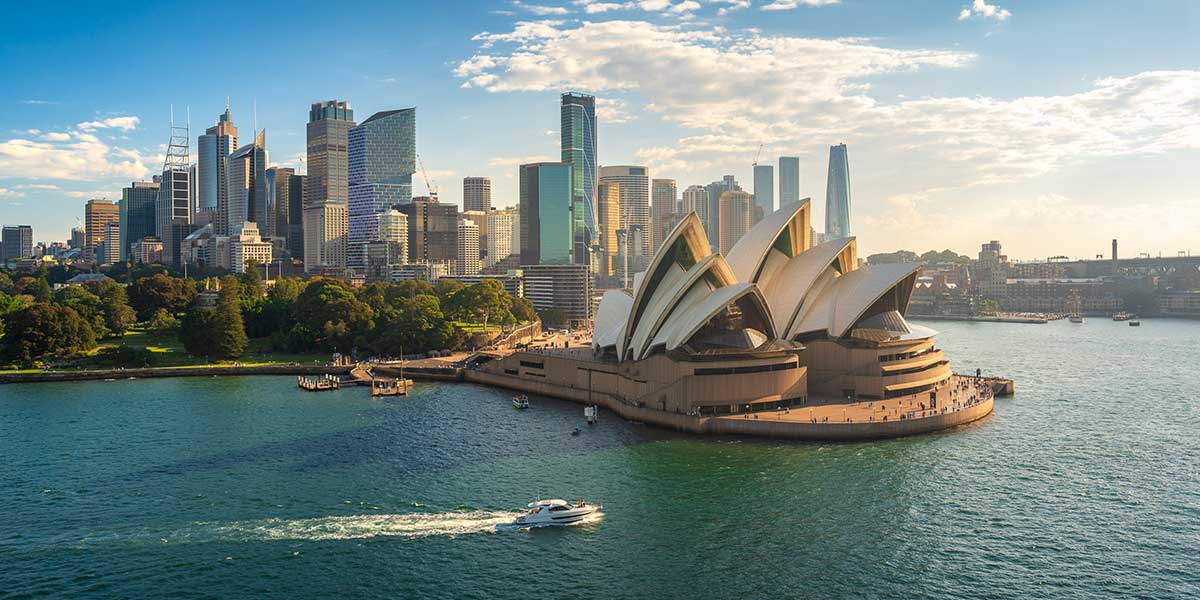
[{"left": 0, "top": 0, "right": 1197, "bottom": 260}]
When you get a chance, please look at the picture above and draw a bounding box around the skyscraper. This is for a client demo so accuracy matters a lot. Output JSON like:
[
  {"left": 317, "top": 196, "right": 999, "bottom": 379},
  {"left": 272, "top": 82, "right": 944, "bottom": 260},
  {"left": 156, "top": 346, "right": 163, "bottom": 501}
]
[
  {"left": 267, "top": 167, "right": 295, "bottom": 255},
  {"left": 70, "top": 226, "right": 85, "bottom": 250},
  {"left": 596, "top": 181, "right": 620, "bottom": 276},
  {"left": 460, "top": 210, "right": 488, "bottom": 261},
  {"left": 304, "top": 99, "right": 356, "bottom": 273},
  {"left": 650, "top": 178, "right": 676, "bottom": 251},
  {"left": 85, "top": 199, "right": 119, "bottom": 261},
  {"left": 457, "top": 218, "right": 481, "bottom": 276},
  {"left": 561, "top": 93, "right": 597, "bottom": 267},
  {"left": 197, "top": 103, "right": 238, "bottom": 235},
  {"left": 463, "top": 176, "right": 492, "bottom": 213},
  {"left": 485, "top": 207, "right": 517, "bottom": 267},
  {"left": 156, "top": 116, "right": 192, "bottom": 269},
  {"left": 102, "top": 222, "right": 121, "bottom": 265},
  {"left": 228, "top": 130, "right": 269, "bottom": 237},
  {"left": 599, "top": 166, "right": 650, "bottom": 257},
  {"left": 119, "top": 181, "right": 159, "bottom": 261},
  {"left": 400, "top": 196, "right": 458, "bottom": 265},
  {"left": 752, "top": 164, "right": 774, "bottom": 223},
  {"left": 779, "top": 156, "right": 800, "bottom": 209},
  {"left": 681, "top": 185, "right": 708, "bottom": 224},
  {"left": 825, "top": 143, "right": 852, "bottom": 239},
  {"left": 704, "top": 175, "right": 740, "bottom": 249},
  {"left": 519, "top": 162, "right": 574, "bottom": 266},
  {"left": 1, "top": 225, "right": 33, "bottom": 263},
  {"left": 347, "top": 108, "right": 416, "bottom": 273},
  {"left": 718, "top": 190, "right": 753, "bottom": 254},
  {"left": 287, "top": 173, "right": 305, "bottom": 259}
]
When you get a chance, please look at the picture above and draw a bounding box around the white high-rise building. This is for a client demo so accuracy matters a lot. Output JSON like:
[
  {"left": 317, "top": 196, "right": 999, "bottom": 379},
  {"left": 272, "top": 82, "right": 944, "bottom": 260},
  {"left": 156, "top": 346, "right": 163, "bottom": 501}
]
[
  {"left": 681, "top": 185, "right": 708, "bottom": 224},
  {"left": 460, "top": 209, "right": 488, "bottom": 264},
  {"left": 456, "top": 218, "right": 481, "bottom": 276},
  {"left": 485, "top": 207, "right": 517, "bottom": 267},
  {"left": 230, "top": 221, "right": 273, "bottom": 274},
  {"left": 599, "top": 166, "right": 650, "bottom": 257}
]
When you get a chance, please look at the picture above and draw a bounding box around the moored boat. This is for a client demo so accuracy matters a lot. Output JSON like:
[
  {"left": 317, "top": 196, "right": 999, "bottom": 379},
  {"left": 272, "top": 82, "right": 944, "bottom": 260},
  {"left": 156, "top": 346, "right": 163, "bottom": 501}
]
[{"left": 513, "top": 394, "right": 529, "bottom": 409}]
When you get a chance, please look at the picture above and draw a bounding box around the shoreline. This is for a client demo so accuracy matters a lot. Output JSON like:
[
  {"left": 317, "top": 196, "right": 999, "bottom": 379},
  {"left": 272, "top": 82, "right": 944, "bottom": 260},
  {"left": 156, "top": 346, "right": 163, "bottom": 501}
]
[
  {"left": 909, "top": 314, "right": 1050, "bottom": 324},
  {"left": 0, "top": 364, "right": 352, "bottom": 384}
]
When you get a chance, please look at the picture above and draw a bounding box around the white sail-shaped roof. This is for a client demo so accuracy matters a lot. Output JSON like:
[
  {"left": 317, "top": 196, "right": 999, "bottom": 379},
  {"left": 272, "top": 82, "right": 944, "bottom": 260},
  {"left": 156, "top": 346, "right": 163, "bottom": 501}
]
[
  {"left": 593, "top": 290, "right": 633, "bottom": 351},
  {"left": 762, "top": 237, "right": 856, "bottom": 337},
  {"left": 629, "top": 254, "right": 737, "bottom": 360},
  {"left": 619, "top": 213, "right": 711, "bottom": 360},
  {"left": 725, "top": 199, "right": 810, "bottom": 288},
  {"left": 658, "top": 283, "right": 775, "bottom": 352},
  {"left": 788, "top": 263, "right": 923, "bottom": 339}
]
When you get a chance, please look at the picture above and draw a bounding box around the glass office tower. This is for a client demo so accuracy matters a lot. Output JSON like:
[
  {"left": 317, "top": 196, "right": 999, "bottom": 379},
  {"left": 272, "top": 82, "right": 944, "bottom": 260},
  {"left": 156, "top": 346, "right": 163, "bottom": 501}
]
[
  {"left": 347, "top": 108, "right": 416, "bottom": 271},
  {"left": 825, "top": 144, "right": 852, "bottom": 239},
  {"left": 561, "top": 93, "right": 596, "bottom": 267},
  {"left": 519, "top": 162, "right": 574, "bottom": 266}
]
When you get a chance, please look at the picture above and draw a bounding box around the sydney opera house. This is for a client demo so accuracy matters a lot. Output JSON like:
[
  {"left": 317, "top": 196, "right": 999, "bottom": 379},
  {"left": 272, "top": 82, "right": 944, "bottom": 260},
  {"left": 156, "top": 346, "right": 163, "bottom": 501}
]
[{"left": 475, "top": 201, "right": 995, "bottom": 439}]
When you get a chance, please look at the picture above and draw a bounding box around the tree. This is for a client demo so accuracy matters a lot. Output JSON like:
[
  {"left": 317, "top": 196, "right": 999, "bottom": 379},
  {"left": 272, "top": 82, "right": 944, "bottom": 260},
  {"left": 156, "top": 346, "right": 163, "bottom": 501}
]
[
  {"left": 2, "top": 303, "right": 97, "bottom": 363},
  {"left": 511, "top": 296, "right": 537, "bottom": 323},
  {"left": 268, "top": 277, "right": 305, "bottom": 304},
  {"left": 52, "top": 285, "right": 109, "bottom": 339},
  {"left": 84, "top": 279, "right": 135, "bottom": 336},
  {"left": 238, "top": 261, "right": 264, "bottom": 304},
  {"left": 146, "top": 308, "right": 179, "bottom": 333},
  {"left": 128, "top": 273, "right": 197, "bottom": 319},
  {"left": 434, "top": 278, "right": 465, "bottom": 300},
  {"left": 0, "top": 272, "right": 13, "bottom": 294},
  {"left": 538, "top": 308, "right": 568, "bottom": 328},
  {"left": 293, "top": 279, "right": 373, "bottom": 351},
  {"left": 211, "top": 277, "right": 247, "bottom": 359},
  {"left": 367, "top": 294, "right": 453, "bottom": 355},
  {"left": 29, "top": 277, "right": 51, "bottom": 302},
  {"left": 978, "top": 298, "right": 1001, "bottom": 316},
  {"left": 180, "top": 309, "right": 216, "bottom": 356},
  {"left": 447, "top": 280, "right": 513, "bottom": 329}
]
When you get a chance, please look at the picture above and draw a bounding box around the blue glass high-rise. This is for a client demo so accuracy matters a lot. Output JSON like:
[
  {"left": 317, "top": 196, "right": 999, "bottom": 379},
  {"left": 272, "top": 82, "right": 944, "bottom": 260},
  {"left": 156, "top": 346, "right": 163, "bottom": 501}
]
[
  {"left": 347, "top": 108, "right": 416, "bottom": 271},
  {"left": 825, "top": 144, "right": 852, "bottom": 239},
  {"left": 519, "top": 162, "right": 574, "bottom": 266},
  {"left": 778, "top": 156, "right": 800, "bottom": 209},
  {"left": 561, "top": 93, "right": 596, "bottom": 268}
]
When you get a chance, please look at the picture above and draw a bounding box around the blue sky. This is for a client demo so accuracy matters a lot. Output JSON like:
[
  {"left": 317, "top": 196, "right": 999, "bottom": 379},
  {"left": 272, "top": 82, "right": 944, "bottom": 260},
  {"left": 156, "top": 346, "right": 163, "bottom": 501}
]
[{"left": 1, "top": 0, "right": 1197, "bottom": 258}]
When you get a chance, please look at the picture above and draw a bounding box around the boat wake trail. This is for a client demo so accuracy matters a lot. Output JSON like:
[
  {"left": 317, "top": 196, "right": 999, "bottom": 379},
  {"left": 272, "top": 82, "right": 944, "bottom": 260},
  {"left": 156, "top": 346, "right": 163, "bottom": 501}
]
[{"left": 175, "top": 510, "right": 524, "bottom": 542}]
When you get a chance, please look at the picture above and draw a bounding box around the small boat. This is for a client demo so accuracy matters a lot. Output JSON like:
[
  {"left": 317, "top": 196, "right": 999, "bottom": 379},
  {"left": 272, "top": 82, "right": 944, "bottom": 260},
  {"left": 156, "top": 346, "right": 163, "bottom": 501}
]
[
  {"left": 511, "top": 498, "right": 599, "bottom": 528},
  {"left": 1069, "top": 315, "right": 1084, "bottom": 324},
  {"left": 585, "top": 405, "right": 598, "bottom": 425},
  {"left": 1129, "top": 320, "right": 1141, "bottom": 327},
  {"left": 571, "top": 427, "right": 581, "bottom": 436},
  {"left": 513, "top": 395, "right": 529, "bottom": 409},
  {"left": 1112, "top": 312, "right": 1132, "bottom": 322}
]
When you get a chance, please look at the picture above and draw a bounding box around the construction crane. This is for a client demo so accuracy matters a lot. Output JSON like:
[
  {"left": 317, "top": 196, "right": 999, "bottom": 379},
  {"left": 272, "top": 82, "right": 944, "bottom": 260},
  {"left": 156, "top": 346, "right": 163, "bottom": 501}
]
[
  {"left": 417, "top": 153, "right": 438, "bottom": 200},
  {"left": 752, "top": 143, "right": 764, "bottom": 167}
]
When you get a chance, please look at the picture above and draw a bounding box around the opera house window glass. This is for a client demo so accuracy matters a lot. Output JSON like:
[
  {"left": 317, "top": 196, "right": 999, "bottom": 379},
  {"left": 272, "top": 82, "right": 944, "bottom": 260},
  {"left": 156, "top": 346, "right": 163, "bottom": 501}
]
[{"left": 682, "top": 296, "right": 773, "bottom": 354}]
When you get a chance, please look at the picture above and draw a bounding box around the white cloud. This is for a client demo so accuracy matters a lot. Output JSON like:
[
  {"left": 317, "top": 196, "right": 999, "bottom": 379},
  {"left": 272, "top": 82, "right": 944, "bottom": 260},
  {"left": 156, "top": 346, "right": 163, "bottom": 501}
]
[
  {"left": 0, "top": 127, "right": 152, "bottom": 182},
  {"left": 714, "top": 0, "right": 750, "bottom": 15},
  {"left": 0, "top": 187, "right": 22, "bottom": 197},
  {"left": 958, "top": 0, "right": 1011, "bottom": 21},
  {"left": 513, "top": 0, "right": 570, "bottom": 15},
  {"left": 574, "top": 0, "right": 700, "bottom": 16},
  {"left": 576, "top": 0, "right": 633, "bottom": 13},
  {"left": 761, "top": 0, "right": 839, "bottom": 10},
  {"left": 19, "top": 99, "right": 55, "bottom": 105},
  {"left": 40, "top": 132, "right": 71, "bottom": 142},
  {"left": 16, "top": 183, "right": 61, "bottom": 191},
  {"left": 597, "top": 97, "right": 637, "bottom": 123},
  {"left": 77, "top": 116, "right": 140, "bottom": 132}
]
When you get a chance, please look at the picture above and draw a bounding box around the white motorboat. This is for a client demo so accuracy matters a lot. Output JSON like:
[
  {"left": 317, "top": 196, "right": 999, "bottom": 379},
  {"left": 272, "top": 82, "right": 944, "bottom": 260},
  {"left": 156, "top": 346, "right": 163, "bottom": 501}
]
[
  {"left": 513, "top": 395, "right": 529, "bottom": 409},
  {"left": 511, "top": 498, "right": 599, "bottom": 527}
]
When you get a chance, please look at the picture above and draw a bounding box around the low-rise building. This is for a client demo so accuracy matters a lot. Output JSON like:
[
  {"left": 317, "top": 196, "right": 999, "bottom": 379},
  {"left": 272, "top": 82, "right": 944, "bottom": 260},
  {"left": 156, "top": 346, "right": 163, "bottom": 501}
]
[{"left": 230, "top": 221, "right": 272, "bottom": 274}]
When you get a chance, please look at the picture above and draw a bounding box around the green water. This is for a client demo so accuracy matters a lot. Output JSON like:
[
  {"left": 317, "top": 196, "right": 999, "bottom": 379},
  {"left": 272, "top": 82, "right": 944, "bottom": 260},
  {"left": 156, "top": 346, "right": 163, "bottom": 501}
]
[{"left": 0, "top": 318, "right": 1197, "bottom": 598}]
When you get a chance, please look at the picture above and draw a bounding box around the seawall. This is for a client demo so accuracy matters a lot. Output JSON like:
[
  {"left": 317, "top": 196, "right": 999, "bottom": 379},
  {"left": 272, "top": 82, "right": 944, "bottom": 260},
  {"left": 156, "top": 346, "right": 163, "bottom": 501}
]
[
  {"left": 465, "top": 368, "right": 994, "bottom": 441},
  {"left": 0, "top": 365, "right": 351, "bottom": 384}
]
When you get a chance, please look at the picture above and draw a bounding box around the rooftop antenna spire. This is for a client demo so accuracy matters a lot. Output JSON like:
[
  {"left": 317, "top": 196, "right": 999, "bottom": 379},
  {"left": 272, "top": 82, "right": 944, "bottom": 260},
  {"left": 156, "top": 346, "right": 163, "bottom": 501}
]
[{"left": 253, "top": 98, "right": 258, "bottom": 137}]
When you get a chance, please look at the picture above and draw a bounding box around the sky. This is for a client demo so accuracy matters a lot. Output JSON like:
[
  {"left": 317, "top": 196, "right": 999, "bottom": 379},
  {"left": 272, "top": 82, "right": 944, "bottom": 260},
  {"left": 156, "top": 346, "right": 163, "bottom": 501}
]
[{"left": 0, "top": 0, "right": 1197, "bottom": 260}]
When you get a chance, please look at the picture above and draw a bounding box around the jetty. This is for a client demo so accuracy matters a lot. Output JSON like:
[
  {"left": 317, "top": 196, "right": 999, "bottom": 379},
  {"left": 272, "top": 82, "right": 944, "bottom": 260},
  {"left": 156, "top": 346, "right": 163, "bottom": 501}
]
[{"left": 298, "top": 373, "right": 341, "bottom": 391}]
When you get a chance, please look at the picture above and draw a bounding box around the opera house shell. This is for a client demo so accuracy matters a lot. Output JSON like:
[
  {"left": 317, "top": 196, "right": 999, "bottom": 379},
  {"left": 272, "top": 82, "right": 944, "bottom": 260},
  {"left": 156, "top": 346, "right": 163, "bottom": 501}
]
[{"left": 477, "top": 201, "right": 993, "bottom": 439}]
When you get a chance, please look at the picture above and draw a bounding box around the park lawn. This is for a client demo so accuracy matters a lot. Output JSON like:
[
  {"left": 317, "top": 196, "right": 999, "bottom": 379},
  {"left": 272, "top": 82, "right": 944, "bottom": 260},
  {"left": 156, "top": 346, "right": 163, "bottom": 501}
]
[{"left": 451, "top": 321, "right": 501, "bottom": 333}]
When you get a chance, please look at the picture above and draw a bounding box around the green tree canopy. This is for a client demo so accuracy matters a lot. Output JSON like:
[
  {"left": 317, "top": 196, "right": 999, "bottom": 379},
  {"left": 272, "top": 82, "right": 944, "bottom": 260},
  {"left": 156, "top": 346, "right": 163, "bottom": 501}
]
[
  {"left": 2, "top": 303, "right": 97, "bottom": 363},
  {"left": 128, "top": 273, "right": 198, "bottom": 319}
]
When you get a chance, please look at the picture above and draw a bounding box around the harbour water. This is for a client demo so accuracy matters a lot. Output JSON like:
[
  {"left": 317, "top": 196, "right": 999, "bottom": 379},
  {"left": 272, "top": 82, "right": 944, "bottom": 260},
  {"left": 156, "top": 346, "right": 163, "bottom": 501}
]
[{"left": 1, "top": 319, "right": 1197, "bottom": 599}]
